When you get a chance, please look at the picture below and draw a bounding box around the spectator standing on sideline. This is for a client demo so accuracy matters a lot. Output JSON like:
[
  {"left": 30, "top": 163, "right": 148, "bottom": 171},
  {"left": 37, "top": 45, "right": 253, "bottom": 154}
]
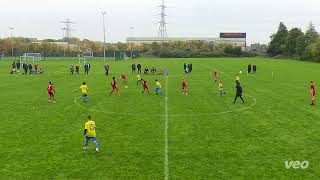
[
  {"left": 253, "top": 64, "right": 257, "bottom": 74},
  {"left": 248, "top": 64, "right": 252, "bottom": 74},
  {"left": 137, "top": 64, "right": 142, "bottom": 74},
  {"left": 131, "top": 63, "right": 136, "bottom": 74}
]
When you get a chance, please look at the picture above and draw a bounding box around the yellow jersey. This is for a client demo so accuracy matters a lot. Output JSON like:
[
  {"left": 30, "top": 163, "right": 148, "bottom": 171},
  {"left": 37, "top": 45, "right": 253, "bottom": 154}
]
[
  {"left": 80, "top": 85, "right": 88, "bottom": 94},
  {"left": 156, "top": 81, "right": 161, "bottom": 88},
  {"left": 137, "top": 74, "right": 141, "bottom": 80},
  {"left": 218, "top": 83, "right": 223, "bottom": 90},
  {"left": 85, "top": 120, "right": 96, "bottom": 137},
  {"left": 236, "top": 76, "right": 240, "bottom": 81}
]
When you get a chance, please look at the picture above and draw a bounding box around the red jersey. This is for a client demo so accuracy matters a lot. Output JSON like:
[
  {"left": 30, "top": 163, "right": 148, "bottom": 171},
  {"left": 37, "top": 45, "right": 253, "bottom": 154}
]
[
  {"left": 142, "top": 80, "right": 148, "bottom": 87},
  {"left": 182, "top": 80, "right": 187, "bottom": 87},
  {"left": 214, "top": 71, "right": 218, "bottom": 80},
  {"left": 311, "top": 84, "right": 316, "bottom": 96},
  {"left": 47, "top": 84, "right": 54, "bottom": 93},
  {"left": 112, "top": 80, "right": 117, "bottom": 87},
  {"left": 121, "top": 74, "right": 126, "bottom": 80}
]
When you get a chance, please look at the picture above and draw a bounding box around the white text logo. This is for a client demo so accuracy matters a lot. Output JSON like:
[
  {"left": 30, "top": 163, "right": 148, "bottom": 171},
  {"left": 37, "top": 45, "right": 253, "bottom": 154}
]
[{"left": 284, "top": 160, "right": 309, "bottom": 169}]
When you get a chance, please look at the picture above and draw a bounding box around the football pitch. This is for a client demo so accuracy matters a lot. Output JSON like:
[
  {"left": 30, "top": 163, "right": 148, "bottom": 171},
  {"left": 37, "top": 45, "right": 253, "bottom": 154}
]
[{"left": 2, "top": 57, "right": 320, "bottom": 179}]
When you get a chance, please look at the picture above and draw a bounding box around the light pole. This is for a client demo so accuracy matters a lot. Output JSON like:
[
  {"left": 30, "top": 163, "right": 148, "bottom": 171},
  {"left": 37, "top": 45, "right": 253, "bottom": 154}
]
[
  {"left": 130, "top": 27, "right": 135, "bottom": 59},
  {"left": 9, "top": 27, "right": 14, "bottom": 57},
  {"left": 62, "top": 27, "right": 66, "bottom": 40},
  {"left": 101, "top": 11, "right": 107, "bottom": 61}
]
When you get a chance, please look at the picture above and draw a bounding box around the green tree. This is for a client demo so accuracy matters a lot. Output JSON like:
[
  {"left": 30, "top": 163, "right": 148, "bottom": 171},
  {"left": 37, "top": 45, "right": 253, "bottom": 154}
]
[
  {"left": 286, "top": 27, "right": 303, "bottom": 55},
  {"left": 268, "top": 22, "right": 288, "bottom": 56},
  {"left": 305, "top": 22, "right": 319, "bottom": 46},
  {"left": 308, "top": 39, "right": 320, "bottom": 60},
  {"left": 151, "top": 42, "right": 160, "bottom": 50},
  {"left": 296, "top": 35, "right": 306, "bottom": 57}
]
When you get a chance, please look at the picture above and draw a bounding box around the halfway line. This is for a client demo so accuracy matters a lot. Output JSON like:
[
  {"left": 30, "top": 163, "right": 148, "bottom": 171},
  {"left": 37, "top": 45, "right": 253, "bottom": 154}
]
[{"left": 164, "top": 76, "right": 169, "bottom": 180}]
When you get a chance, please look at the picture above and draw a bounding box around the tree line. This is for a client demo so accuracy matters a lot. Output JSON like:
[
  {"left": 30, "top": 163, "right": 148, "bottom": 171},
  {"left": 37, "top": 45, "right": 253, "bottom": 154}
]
[
  {"left": 268, "top": 22, "right": 320, "bottom": 61},
  {"left": 0, "top": 36, "right": 254, "bottom": 58},
  {"left": 0, "top": 37, "right": 140, "bottom": 57}
]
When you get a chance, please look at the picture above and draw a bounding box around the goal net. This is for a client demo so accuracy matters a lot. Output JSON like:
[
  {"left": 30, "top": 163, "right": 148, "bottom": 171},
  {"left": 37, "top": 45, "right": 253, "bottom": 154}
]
[
  {"left": 20, "top": 53, "right": 41, "bottom": 63},
  {"left": 123, "top": 52, "right": 130, "bottom": 60},
  {"left": 82, "top": 52, "right": 93, "bottom": 58},
  {"left": 78, "top": 52, "right": 93, "bottom": 65}
]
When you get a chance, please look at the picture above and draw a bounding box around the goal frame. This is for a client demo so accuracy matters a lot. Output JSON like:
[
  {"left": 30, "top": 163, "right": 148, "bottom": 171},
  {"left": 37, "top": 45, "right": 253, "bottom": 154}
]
[
  {"left": 82, "top": 52, "right": 93, "bottom": 58},
  {"left": 20, "top": 53, "right": 42, "bottom": 63},
  {"left": 78, "top": 52, "right": 93, "bottom": 65}
]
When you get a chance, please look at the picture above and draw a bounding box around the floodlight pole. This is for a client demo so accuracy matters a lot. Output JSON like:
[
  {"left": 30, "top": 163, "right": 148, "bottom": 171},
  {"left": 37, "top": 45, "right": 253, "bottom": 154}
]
[
  {"left": 130, "top": 27, "right": 135, "bottom": 59},
  {"left": 9, "top": 27, "right": 14, "bottom": 57},
  {"left": 102, "top": 11, "right": 107, "bottom": 61}
]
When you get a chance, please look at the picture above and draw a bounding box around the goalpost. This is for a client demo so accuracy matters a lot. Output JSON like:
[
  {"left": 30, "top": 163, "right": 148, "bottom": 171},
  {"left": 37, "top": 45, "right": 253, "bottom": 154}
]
[
  {"left": 123, "top": 52, "right": 130, "bottom": 60},
  {"left": 78, "top": 51, "right": 93, "bottom": 65},
  {"left": 20, "top": 53, "right": 42, "bottom": 64}
]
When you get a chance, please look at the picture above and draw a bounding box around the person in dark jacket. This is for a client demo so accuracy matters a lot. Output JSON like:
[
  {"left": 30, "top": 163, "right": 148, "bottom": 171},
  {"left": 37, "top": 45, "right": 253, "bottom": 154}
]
[
  {"left": 137, "top": 64, "right": 142, "bottom": 74},
  {"left": 104, "top": 64, "right": 110, "bottom": 76},
  {"left": 253, "top": 64, "right": 257, "bottom": 74},
  {"left": 75, "top": 65, "right": 80, "bottom": 75},
  {"left": 248, "top": 64, "right": 252, "bottom": 74},
  {"left": 28, "top": 63, "right": 33, "bottom": 74},
  {"left": 189, "top": 64, "right": 193, "bottom": 72},
  {"left": 144, "top": 67, "right": 149, "bottom": 75},
  {"left": 233, "top": 82, "right": 244, "bottom": 104},
  {"left": 23, "top": 63, "right": 28, "bottom": 74},
  {"left": 16, "top": 61, "right": 21, "bottom": 72},
  {"left": 70, "top": 65, "right": 74, "bottom": 75},
  {"left": 131, "top": 63, "right": 136, "bottom": 74},
  {"left": 84, "top": 64, "right": 90, "bottom": 75},
  {"left": 10, "top": 61, "right": 16, "bottom": 74}
]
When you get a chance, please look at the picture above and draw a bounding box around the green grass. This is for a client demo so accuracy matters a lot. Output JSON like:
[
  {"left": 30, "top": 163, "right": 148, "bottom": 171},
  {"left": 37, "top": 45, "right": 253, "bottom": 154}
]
[{"left": 1, "top": 57, "right": 320, "bottom": 179}]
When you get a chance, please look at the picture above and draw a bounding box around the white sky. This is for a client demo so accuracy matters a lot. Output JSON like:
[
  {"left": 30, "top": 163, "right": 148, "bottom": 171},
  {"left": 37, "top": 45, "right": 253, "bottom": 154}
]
[{"left": 0, "top": 0, "right": 319, "bottom": 44}]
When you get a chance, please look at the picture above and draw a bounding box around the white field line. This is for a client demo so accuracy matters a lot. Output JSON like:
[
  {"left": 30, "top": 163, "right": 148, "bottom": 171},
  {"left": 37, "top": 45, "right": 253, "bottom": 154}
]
[
  {"left": 164, "top": 76, "right": 169, "bottom": 180},
  {"left": 73, "top": 93, "right": 257, "bottom": 117}
]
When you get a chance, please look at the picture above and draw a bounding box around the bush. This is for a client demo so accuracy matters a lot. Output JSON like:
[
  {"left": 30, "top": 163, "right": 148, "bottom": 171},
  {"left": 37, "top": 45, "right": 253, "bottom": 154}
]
[
  {"left": 224, "top": 46, "right": 242, "bottom": 56},
  {"left": 240, "top": 51, "right": 257, "bottom": 57},
  {"left": 158, "top": 49, "right": 256, "bottom": 58}
]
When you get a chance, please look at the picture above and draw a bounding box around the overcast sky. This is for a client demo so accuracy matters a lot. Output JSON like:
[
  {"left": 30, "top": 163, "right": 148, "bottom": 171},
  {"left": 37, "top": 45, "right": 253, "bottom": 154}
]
[{"left": 0, "top": 0, "right": 319, "bottom": 44}]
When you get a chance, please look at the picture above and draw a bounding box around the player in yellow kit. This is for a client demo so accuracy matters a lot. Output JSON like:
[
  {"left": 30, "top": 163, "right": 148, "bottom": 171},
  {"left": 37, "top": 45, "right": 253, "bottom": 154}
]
[
  {"left": 235, "top": 74, "right": 240, "bottom": 84},
  {"left": 218, "top": 81, "right": 225, "bottom": 96},
  {"left": 155, "top": 79, "right": 161, "bottom": 95},
  {"left": 83, "top": 115, "right": 99, "bottom": 152},
  {"left": 136, "top": 74, "right": 142, "bottom": 86},
  {"left": 80, "top": 82, "right": 89, "bottom": 102}
]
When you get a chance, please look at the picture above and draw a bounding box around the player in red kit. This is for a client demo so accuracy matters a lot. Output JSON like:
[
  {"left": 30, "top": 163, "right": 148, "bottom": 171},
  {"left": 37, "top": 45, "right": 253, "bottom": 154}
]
[
  {"left": 182, "top": 78, "right": 188, "bottom": 95},
  {"left": 109, "top": 77, "right": 120, "bottom": 96},
  {"left": 141, "top": 79, "right": 150, "bottom": 95},
  {"left": 47, "top": 82, "right": 55, "bottom": 103},
  {"left": 34, "top": 64, "right": 39, "bottom": 74},
  {"left": 310, "top": 81, "right": 316, "bottom": 105},
  {"left": 214, "top": 70, "right": 218, "bottom": 83},
  {"left": 121, "top": 72, "right": 127, "bottom": 85}
]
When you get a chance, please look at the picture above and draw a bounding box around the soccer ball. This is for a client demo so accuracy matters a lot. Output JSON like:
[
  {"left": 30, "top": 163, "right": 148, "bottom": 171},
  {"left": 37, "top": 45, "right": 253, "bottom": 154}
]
[
  {"left": 125, "top": 86, "right": 128, "bottom": 89},
  {"left": 239, "top": 71, "right": 242, "bottom": 74}
]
